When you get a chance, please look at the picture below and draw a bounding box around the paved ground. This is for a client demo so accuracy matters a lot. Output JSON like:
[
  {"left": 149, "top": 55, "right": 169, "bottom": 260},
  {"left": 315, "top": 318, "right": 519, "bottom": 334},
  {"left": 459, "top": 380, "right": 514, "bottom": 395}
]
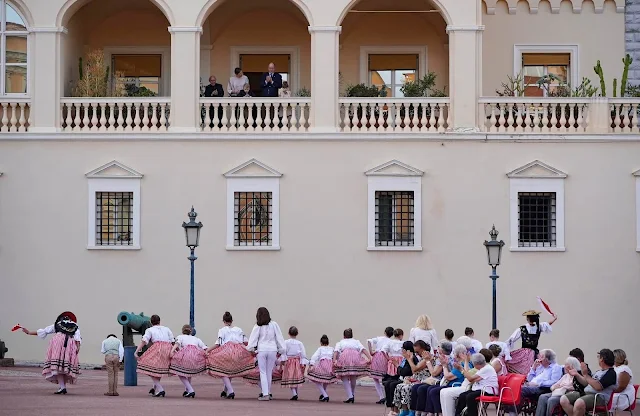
[{"left": 0, "top": 367, "right": 387, "bottom": 416}]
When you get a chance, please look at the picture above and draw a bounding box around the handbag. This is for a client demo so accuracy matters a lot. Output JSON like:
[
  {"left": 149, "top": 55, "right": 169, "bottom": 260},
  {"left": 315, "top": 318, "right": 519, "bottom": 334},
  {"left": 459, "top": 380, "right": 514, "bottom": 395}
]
[{"left": 552, "top": 388, "right": 567, "bottom": 397}]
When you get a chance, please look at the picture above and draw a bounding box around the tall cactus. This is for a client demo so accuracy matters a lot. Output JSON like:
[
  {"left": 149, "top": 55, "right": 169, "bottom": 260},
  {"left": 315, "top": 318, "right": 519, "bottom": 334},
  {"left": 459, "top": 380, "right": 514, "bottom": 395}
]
[
  {"left": 621, "top": 54, "right": 632, "bottom": 97},
  {"left": 613, "top": 78, "right": 618, "bottom": 98},
  {"left": 594, "top": 60, "right": 606, "bottom": 97}
]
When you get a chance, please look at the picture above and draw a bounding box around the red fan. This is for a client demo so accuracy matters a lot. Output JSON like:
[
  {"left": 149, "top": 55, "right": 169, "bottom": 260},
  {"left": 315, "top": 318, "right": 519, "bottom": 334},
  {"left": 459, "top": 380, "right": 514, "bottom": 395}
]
[
  {"left": 11, "top": 324, "right": 23, "bottom": 332},
  {"left": 537, "top": 297, "right": 555, "bottom": 316}
]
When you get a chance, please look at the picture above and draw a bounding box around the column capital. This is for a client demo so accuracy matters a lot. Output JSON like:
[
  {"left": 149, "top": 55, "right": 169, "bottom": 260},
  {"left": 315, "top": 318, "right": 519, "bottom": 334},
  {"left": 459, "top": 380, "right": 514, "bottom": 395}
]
[
  {"left": 168, "top": 26, "right": 203, "bottom": 34},
  {"left": 308, "top": 26, "right": 342, "bottom": 34},
  {"left": 446, "top": 25, "right": 485, "bottom": 33},
  {"left": 30, "top": 26, "right": 68, "bottom": 34}
]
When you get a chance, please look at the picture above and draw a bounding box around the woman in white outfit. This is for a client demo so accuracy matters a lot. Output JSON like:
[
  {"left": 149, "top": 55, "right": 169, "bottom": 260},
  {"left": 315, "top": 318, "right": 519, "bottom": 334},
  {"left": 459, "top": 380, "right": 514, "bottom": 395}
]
[
  {"left": 612, "top": 349, "right": 635, "bottom": 411},
  {"left": 409, "top": 315, "right": 438, "bottom": 352},
  {"left": 247, "top": 306, "right": 286, "bottom": 401}
]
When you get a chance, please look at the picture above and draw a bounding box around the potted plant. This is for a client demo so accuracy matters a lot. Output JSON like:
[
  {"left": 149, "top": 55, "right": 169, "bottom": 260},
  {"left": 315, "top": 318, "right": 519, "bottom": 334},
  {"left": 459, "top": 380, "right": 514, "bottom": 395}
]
[
  {"left": 399, "top": 72, "right": 441, "bottom": 125},
  {"left": 343, "top": 83, "right": 387, "bottom": 127}
]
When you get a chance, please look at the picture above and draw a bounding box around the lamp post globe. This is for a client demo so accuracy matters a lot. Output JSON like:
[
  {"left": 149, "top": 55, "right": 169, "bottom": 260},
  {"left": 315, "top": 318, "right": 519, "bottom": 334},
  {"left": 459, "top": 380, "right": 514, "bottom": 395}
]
[
  {"left": 483, "top": 225, "right": 504, "bottom": 330},
  {"left": 182, "top": 207, "right": 203, "bottom": 336}
]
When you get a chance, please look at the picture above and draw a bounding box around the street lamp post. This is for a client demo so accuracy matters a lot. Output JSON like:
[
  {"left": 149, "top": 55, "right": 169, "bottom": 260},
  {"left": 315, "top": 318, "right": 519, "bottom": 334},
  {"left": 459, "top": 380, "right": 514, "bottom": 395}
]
[
  {"left": 182, "top": 207, "right": 203, "bottom": 336},
  {"left": 483, "top": 225, "right": 505, "bottom": 330}
]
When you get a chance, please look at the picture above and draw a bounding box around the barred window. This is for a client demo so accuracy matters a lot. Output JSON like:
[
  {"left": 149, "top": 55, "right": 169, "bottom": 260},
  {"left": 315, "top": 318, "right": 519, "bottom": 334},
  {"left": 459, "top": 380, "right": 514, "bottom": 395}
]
[
  {"left": 234, "top": 192, "right": 272, "bottom": 246},
  {"left": 375, "top": 191, "right": 414, "bottom": 246},
  {"left": 95, "top": 192, "right": 133, "bottom": 246},
  {"left": 518, "top": 192, "right": 556, "bottom": 247}
]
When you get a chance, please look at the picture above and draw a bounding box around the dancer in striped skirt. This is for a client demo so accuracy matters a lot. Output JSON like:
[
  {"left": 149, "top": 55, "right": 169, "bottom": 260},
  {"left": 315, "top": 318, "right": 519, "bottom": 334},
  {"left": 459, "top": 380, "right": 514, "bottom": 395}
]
[
  {"left": 307, "top": 334, "right": 336, "bottom": 402},
  {"left": 333, "top": 328, "right": 372, "bottom": 403},
  {"left": 206, "top": 311, "right": 256, "bottom": 399},
  {"left": 506, "top": 310, "right": 557, "bottom": 374},
  {"left": 368, "top": 326, "right": 394, "bottom": 404},
  {"left": 280, "top": 326, "right": 308, "bottom": 400},
  {"left": 169, "top": 324, "right": 207, "bottom": 398},
  {"left": 135, "top": 314, "right": 174, "bottom": 397},
  {"left": 384, "top": 328, "right": 405, "bottom": 378},
  {"left": 21, "top": 311, "right": 82, "bottom": 394}
]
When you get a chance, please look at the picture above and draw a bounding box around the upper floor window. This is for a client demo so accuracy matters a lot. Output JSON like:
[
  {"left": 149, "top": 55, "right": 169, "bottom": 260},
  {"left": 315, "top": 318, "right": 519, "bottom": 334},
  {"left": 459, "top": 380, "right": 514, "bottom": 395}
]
[
  {"left": 369, "top": 54, "right": 418, "bottom": 97},
  {"left": 113, "top": 54, "right": 162, "bottom": 95},
  {"left": 522, "top": 53, "right": 570, "bottom": 97},
  {"left": 1, "top": 1, "right": 27, "bottom": 95}
]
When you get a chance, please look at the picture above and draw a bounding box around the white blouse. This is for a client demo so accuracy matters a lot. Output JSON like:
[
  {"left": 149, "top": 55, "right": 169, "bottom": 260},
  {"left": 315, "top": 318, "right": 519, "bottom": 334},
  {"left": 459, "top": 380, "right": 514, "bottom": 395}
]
[
  {"left": 309, "top": 346, "right": 334, "bottom": 365},
  {"left": 37, "top": 325, "right": 82, "bottom": 344},
  {"left": 216, "top": 326, "right": 246, "bottom": 346},
  {"left": 334, "top": 338, "right": 365, "bottom": 353},
  {"left": 247, "top": 321, "right": 286, "bottom": 354},
  {"left": 409, "top": 328, "right": 439, "bottom": 351},
  {"left": 141, "top": 325, "right": 174, "bottom": 343},
  {"left": 175, "top": 334, "right": 207, "bottom": 350},
  {"left": 281, "top": 339, "right": 308, "bottom": 365},
  {"left": 613, "top": 365, "right": 635, "bottom": 410},
  {"left": 383, "top": 339, "right": 404, "bottom": 357},
  {"left": 507, "top": 322, "right": 552, "bottom": 348},
  {"left": 368, "top": 336, "right": 392, "bottom": 353}
]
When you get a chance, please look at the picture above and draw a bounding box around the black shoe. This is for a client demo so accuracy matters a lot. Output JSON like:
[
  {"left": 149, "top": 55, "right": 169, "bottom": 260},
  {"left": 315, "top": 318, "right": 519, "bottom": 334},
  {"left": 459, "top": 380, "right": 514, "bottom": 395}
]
[
  {"left": 344, "top": 397, "right": 354, "bottom": 403},
  {"left": 226, "top": 393, "right": 235, "bottom": 400},
  {"left": 148, "top": 388, "right": 155, "bottom": 396},
  {"left": 54, "top": 388, "right": 67, "bottom": 395},
  {"left": 322, "top": 396, "right": 330, "bottom": 402},
  {"left": 185, "top": 392, "right": 195, "bottom": 398},
  {"left": 183, "top": 391, "right": 188, "bottom": 397},
  {"left": 290, "top": 395, "right": 298, "bottom": 401},
  {"left": 153, "top": 391, "right": 165, "bottom": 397},
  {"left": 221, "top": 391, "right": 227, "bottom": 398},
  {"left": 376, "top": 398, "right": 386, "bottom": 404},
  {"left": 269, "top": 394, "right": 273, "bottom": 399},
  {"left": 319, "top": 395, "right": 324, "bottom": 401}
]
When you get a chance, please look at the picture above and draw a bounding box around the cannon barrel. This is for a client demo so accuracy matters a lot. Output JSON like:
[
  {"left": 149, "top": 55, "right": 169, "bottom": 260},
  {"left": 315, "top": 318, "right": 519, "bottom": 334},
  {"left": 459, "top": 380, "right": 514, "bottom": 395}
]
[{"left": 117, "top": 312, "right": 151, "bottom": 333}]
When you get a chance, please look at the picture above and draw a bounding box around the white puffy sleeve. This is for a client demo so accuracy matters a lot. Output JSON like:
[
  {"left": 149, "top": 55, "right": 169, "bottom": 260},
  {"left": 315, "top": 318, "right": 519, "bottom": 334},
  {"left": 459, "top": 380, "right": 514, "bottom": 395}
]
[
  {"left": 167, "top": 328, "right": 175, "bottom": 343},
  {"left": 73, "top": 327, "right": 82, "bottom": 343},
  {"left": 246, "top": 325, "right": 260, "bottom": 352},
  {"left": 381, "top": 341, "right": 391, "bottom": 354},
  {"left": 356, "top": 340, "right": 365, "bottom": 352},
  {"left": 141, "top": 327, "right": 153, "bottom": 343},
  {"left": 36, "top": 325, "right": 55, "bottom": 339},
  {"left": 272, "top": 322, "right": 286, "bottom": 355},
  {"left": 540, "top": 322, "right": 553, "bottom": 334},
  {"left": 215, "top": 328, "right": 224, "bottom": 346},
  {"left": 334, "top": 340, "right": 343, "bottom": 353},
  {"left": 300, "top": 342, "right": 309, "bottom": 365},
  {"left": 506, "top": 327, "right": 522, "bottom": 349},
  {"left": 309, "top": 348, "right": 321, "bottom": 365},
  {"left": 429, "top": 329, "right": 439, "bottom": 351},
  {"left": 197, "top": 337, "right": 207, "bottom": 350}
]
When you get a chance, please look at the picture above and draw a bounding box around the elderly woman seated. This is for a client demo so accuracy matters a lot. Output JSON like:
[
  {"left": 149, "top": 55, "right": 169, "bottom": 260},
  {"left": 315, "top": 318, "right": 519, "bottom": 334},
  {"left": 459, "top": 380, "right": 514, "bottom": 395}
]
[
  {"left": 391, "top": 340, "right": 436, "bottom": 416},
  {"left": 535, "top": 356, "right": 583, "bottom": 416},
  {"left": 410, "top": 342, "right": 466, "bottom": 416},
  {"left": 449, "top": 353, "right": 499, "bottom": 416}
]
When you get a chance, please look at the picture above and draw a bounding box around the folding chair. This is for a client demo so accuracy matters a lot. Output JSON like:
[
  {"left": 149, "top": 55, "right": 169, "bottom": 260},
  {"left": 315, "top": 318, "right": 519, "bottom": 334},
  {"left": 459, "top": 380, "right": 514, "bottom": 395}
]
[{"left": 478, "top": 373, "right": 526, "bottom": 416}]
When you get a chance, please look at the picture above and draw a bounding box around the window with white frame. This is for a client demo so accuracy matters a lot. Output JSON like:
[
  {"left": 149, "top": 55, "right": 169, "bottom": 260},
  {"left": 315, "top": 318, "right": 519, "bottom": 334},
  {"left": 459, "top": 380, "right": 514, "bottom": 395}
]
[
  {"left": 508, "top": 160, "right": 566, "bottom": 252},
  {"left": 1, "top": 1, "right": 28, "bottom": 95},
  {"left": 225, "top": 159, "right": 281, "bottom": 251},
  {"left": 369, "top": 54, "right": 418, "bottom": 97},
  {"left": 514, "top": 45, "right": 578, "bottom": 97},
  {"left": 366, "top": 160, "right": 423, "bottom": 251},
  {"left": 86, "top": 161, "right": 142, "bottom": 250}
]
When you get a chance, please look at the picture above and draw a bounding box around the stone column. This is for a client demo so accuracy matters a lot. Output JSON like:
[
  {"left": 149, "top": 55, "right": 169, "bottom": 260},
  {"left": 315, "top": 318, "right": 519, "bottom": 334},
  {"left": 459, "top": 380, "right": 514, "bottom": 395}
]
[
  {"left": 308, "top": 26, "right": 341, "bottom": 133},
  {"left": 168, "top": 27, "right": 202, "bottom": 133},
  {"left": 29, "top": 27, "right": 66, "bottom": 132},
  {"left": 626, "top": 0, "right": 640, "bottom": 85},
  {"left": 446, "top": 25, "right": 484, "bottom": 132}
]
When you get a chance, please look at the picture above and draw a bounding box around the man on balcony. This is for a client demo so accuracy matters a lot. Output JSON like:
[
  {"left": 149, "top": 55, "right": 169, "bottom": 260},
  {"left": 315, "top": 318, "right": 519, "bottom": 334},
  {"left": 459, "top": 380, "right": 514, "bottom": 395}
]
[
  {"left": 204, "top": 75, "right": 224, "bottom": 97},
  {"left": 260, "top": 63, "right": 282, "bottom": 97}
]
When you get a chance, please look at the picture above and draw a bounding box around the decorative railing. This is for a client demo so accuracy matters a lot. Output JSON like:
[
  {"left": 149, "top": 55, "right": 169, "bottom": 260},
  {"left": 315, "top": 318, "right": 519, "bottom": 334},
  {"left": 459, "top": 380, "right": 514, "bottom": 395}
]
[
  {"left": 0, "top": 98, "right": 30, "bottom": 132},
  {"left": 608, "top": 98, "right": 640, "bottom": 133},
  {"left": 479, "top": 97, "right": 592, "bottom": 133},
  {"left": 60, "top": 98, "right": 171, "bottom": 132},
  {"left": 339, "top": 98, "right": 450, "bottom": 133},
  {"left": 199, "top": 98, "right": 311, "bottom": 132}
]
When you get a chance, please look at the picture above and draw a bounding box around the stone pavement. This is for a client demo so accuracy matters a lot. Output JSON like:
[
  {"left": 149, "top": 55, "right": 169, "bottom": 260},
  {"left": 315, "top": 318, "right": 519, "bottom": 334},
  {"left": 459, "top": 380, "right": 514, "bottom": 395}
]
[{"left": 0, "top": 367, "right": 387, "bottom": 416}]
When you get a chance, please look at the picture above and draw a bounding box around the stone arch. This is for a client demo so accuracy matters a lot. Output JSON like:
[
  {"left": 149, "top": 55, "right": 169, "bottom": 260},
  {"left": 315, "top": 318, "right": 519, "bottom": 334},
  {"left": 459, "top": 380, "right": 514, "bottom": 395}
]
[
  {"left": 56, "top": 0, "right": 175, "bottom": 27},
  {"left": 336, "top": 0, "right": 453, "bottom": 26},
  {"left": 195, "top": 0, "right": 313, "bottom": 27}
]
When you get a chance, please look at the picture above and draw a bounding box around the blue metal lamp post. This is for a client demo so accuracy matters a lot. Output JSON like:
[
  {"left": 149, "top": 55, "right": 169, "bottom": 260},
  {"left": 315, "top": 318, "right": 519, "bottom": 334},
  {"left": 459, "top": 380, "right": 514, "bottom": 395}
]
[
  {"left": 182, "top": 207, "right": 203, "bottom": 336},
  {"left": 483, "top": 225, "right": 505, "bottom": 330}
]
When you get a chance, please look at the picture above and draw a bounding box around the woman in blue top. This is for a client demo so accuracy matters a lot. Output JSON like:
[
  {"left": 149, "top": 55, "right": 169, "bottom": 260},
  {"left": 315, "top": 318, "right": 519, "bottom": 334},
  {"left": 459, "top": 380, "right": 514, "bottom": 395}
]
[{"left": 411, "top": 342, "right": 467, "bottom": 416}]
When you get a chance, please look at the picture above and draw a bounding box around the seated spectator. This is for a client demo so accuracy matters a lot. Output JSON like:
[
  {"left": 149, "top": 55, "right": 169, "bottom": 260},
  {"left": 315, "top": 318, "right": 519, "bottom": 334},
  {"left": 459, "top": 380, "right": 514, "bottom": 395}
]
[
  {"left": 455, "top": 336, "right": 474, "bottom": 355},
  {"left": 392, "top": 340, "right": 433, "bottom": 416},
  {"left": 536, "top": 356, "right": 583, "bottom": 416},
  {"left": 560, "top": 348, "right": 618, "bottom": 416},
  {"left": 440, "top": 348, "right": 478, "bottom": 416},
  {"left": 453, "top": 353, "right": 499, "bottom": 416},
  {"left": 204, "top": 75, "right": 224, "bottom": 97},
  {"left": 384, "top": 341, "right": 418, "bottom": 414},
  {"left": 228, "top": 67, "right": 249, "bottom": 97},
  {"left": 411, "top": 342, "right": 465, "bottom": 416},
  {"left": 612, "top": 349, "right": 634, "bottom": 411},
  {"left": 486, "top": 329, "right": 511, "bottom": 361},
  {"left": 489, "top": 344, "right": 507, "bottom": 376},
  {"left": 464, "top": 327, "right": 484, "bottom": 353},
  {"left": 522, "top": 349, "right": 563, "bottom": 399},
  {"left": 569, "top": 347, "right": 592, "bottom": 376}
]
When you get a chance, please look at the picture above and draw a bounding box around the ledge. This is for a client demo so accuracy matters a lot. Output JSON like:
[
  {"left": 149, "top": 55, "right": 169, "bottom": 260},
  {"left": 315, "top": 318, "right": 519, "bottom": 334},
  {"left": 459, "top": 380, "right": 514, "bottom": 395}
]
[
  {"left": 87, "top": 245, "right": 141, "bottom": 251},
  {"left": 367, "top": 246, "right": 423, "bottom": 252},
  {"left": 509, "top": 247, "right": 566, "bottom": 252},
  {"left": 226, "top": 245, "right": 281, "bottom": 251}
]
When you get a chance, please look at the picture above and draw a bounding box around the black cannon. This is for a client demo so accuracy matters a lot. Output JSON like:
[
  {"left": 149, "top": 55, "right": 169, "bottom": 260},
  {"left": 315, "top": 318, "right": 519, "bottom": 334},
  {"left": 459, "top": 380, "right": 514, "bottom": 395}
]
[
  {"left": 117, "top": 311, "right": 151, "bottom": 347},
  {"left": 0, "top": 339, "right": 7, "bottom": 359}
]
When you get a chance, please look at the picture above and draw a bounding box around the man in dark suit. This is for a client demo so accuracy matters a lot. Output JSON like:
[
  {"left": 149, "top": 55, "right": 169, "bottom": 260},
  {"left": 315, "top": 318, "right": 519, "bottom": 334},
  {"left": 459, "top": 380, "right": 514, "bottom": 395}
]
[
  {"left": 260, "top": 63, "right": 282, "bottom": 97},
  {"left": 204, "top": 75, "right": 224, "bottom": 97}
]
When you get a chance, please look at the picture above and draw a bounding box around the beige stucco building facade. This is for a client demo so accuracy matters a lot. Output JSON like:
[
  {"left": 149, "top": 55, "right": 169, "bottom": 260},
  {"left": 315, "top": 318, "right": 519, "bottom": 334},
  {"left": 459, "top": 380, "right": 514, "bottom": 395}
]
[{"left": 0, "top": 0, "right": 639, "bottom": 370}]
